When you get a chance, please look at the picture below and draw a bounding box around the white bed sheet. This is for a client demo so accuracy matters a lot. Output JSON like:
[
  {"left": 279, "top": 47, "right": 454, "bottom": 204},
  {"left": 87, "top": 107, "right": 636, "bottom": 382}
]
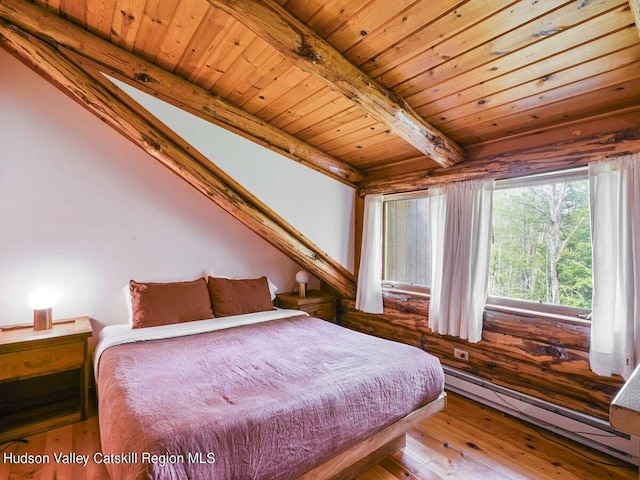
[{"left": 93, "top": 308, "right": 306, "bottom": 376}]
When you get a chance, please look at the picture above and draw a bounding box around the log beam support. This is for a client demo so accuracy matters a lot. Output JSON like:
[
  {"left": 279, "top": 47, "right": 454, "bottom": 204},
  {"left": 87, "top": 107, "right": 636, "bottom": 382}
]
[
  {"left": 0, "top": 19, "right": 356, "bottom": 298},
  {"left": 0, "top": 0, "right": 363, "bottom": 186},
  {"left": 206, "top": 0, "right": 465, "bottom": 168},
  {"left": 359, "top": 127, "right": 640, "bottom": 195}
]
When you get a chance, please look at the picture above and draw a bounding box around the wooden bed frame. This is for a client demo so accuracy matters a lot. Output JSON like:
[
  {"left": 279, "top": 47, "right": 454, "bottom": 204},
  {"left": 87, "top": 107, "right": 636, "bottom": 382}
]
[{"left": 299, "top": 392, "right": 447, "bottom": 480}]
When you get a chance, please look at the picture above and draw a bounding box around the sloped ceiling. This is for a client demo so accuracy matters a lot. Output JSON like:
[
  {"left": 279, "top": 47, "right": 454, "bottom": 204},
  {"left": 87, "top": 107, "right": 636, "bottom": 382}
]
[
  {"left": 2, "top": 0, "right": 640, "bottom": 298},
  {"left": 3, "top": 0, "right": 640, "bottom": 182}
]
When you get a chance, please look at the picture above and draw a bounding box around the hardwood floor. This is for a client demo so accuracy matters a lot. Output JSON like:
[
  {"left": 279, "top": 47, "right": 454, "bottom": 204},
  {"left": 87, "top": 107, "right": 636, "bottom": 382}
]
[
  {"left": 358, "top": 393, "right": 637, "bottom": 480},
  {"left": 0, "top": 392, "right": 636, "bottom": 480}
]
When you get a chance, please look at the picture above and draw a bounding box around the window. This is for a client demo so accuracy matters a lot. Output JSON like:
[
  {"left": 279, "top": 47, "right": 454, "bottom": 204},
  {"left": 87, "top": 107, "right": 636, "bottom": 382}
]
[
  {"left": 383, "top": 194, "right": 431, "bottom": 292},
  {"left": 381, "top": 169, "right": 592, "bottom": 319},
  {"left": 488, "top": 169, "right": 592, "bottom": 315}
]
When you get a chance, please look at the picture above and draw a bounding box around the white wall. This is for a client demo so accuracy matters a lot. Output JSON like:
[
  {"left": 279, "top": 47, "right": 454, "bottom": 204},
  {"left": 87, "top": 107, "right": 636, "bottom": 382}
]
[
  {"left": 0, "top": 48, "right": 312, "bottom": 330},
  {"left": 108, "top": 76, "right": 356, "bottom": 272}
]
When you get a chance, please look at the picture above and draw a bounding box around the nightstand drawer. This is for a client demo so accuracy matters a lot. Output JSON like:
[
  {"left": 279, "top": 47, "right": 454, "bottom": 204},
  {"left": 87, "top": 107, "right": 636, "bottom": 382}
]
[
  {"left": 303, "top": 302, "right": 336, "bottom": 323},
  {"left": 0, "top": 317, "right": 92, "bottom": 443},
  {"left": 0, "top": 342, "right": 84, "bottom": 381}
]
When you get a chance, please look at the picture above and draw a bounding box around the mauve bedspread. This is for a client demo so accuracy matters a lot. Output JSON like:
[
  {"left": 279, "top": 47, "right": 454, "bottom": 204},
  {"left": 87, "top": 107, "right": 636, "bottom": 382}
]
[{"left": 96, "top": 315, "right": 444, "bottom": 480}]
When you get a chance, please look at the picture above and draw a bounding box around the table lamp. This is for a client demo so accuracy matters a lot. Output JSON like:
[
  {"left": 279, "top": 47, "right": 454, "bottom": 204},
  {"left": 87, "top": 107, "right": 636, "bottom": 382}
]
[
  {"left": 295, "top": 270, "right": 310, "bottom": 298},
  {"left": 28, "top": 288, "right": 58, "bottom": 330}
]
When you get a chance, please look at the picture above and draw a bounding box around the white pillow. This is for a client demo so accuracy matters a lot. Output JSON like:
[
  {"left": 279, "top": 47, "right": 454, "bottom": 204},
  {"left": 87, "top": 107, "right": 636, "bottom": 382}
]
[{"left": 123, "top": 282, "right": 133, "bottom": 325}]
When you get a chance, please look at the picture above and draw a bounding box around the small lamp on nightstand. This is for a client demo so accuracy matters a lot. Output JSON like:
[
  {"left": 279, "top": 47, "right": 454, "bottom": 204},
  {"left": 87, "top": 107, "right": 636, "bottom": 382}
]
[
  {"left": 295, "top": 270, "right": 310, "bottom": 298},
  {"left": 28, "top": 288, "right": 58, "bottom": 330}
]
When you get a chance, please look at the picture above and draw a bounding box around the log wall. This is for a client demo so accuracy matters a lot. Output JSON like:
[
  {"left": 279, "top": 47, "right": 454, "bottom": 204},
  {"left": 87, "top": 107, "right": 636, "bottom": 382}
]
[
  {"left": 348, "top": 129, "right": 640, "bottom": 421},
  {"left": 338, "top": 293, "right": 624, "bottom": 420}
]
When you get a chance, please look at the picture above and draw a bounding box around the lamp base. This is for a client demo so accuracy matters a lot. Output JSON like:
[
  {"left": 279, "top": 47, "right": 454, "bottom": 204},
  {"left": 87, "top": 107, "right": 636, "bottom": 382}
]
[
  {"left": 298, "top": 283, "right": 306, "bottom": 298},
  {"left": 33, "top": 308, "right": 52, "bottom": 330}
]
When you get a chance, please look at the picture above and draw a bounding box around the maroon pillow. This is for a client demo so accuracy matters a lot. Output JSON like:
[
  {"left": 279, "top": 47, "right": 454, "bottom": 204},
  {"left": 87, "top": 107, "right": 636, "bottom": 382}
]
[
  {"left": 207, "top": 276, "right": 275, "bottom": 317},
  {"left": 130, "top": 278, "right": 214, "bottom": 329}
]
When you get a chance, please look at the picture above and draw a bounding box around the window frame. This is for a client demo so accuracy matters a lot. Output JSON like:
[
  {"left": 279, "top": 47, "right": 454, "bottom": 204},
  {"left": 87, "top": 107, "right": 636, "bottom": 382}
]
[
  {"left": 379, "top": 167, "right": 593, "bottom": 322},
  {"left": 382, "top": 190, "right": 431, "bottom": 296},
  {"left": 485, "top": 296, "right": 591, "bottom": 324},
  {"left": 485, "top": 167, "right": 592, "bottom": 322}
]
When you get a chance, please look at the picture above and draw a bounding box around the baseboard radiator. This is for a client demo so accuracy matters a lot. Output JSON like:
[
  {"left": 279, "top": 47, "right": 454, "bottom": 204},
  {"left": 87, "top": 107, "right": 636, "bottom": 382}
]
[{"left": 443, "top": 365, "right": 639, "bottom": 464}]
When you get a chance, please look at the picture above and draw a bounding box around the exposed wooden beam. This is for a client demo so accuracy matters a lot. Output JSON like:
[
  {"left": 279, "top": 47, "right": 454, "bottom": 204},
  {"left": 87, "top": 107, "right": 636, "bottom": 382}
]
[
  {"left": 359, "top": 127, "right": 640, "bottom": 196},
  {"left": 0, "top": 19, "right": 357, "bottom": 299},
  {"left": 205, "top": 0, "right": 466, "bottom": 168},
  {"left": 630, "top": 1, "right": 640, "bottom": 40},
  {"left": 365, "top": 107, "right": 640, "bottom": 182},
  {"left": 0, "top": 0, "right": 363, "bottom": 187}
]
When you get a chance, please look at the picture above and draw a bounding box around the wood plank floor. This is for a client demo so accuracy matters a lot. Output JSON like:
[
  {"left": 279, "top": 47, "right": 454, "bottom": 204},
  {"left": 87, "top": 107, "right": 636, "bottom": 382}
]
[{"left": 0, "top": 392, "right": 636, "bottom": 480}]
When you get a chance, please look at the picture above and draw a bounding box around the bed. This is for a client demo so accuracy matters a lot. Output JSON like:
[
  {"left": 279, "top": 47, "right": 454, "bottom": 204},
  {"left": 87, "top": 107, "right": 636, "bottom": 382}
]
[{"left": 94, "top": 308, "right": 445, "bottom": 480}]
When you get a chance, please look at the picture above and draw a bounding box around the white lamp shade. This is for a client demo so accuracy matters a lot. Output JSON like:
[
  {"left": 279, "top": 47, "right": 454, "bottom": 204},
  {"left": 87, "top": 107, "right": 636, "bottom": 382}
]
[
  {"left": 295, "top": 270, "right": 310, "bottom": 284},
  {"left": 28, "top": 288, "right": 58, "bottom": 310}
]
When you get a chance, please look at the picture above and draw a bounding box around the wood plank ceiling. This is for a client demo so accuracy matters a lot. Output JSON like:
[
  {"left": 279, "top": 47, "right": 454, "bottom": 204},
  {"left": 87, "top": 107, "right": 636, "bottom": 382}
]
[{"left": 10, "top": 0, "right": 640, "bottom": 180}]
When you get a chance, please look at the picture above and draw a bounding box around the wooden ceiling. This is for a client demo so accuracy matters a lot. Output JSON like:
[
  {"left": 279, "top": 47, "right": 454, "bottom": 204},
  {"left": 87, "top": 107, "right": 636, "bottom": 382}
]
[
  {"left": 6, "top": 0, "right": 640, "bottom": 182},
  {"left": 2, "top": 0, "right": 640, "bottom": 298}
]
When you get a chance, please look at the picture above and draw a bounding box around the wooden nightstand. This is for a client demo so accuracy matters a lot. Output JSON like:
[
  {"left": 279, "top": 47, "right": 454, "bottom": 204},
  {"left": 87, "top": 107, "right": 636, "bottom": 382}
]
[
  {"left": 274, "top": 290, "right": 337, "bottom": 323},
  {"left": 0, "top": 317, "right": 92, "bottom": 444}
]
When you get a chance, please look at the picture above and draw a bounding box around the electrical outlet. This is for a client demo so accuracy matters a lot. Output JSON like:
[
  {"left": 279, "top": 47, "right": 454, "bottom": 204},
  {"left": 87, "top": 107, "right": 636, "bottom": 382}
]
[{"left": 454, "top": 348, "right": 469, "bottom": 361}]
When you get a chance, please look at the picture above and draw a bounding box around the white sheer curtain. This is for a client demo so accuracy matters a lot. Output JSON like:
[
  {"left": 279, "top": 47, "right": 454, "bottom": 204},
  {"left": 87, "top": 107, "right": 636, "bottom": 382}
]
[
  {"left": 356, "top": 194, "right": 384, "bottom": 313},
  {"left": 429, "top": 179, "right": 495, "bottom": 343},
  {"left": 589, "top": 153, "right": 640, "bottom": 379}
]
